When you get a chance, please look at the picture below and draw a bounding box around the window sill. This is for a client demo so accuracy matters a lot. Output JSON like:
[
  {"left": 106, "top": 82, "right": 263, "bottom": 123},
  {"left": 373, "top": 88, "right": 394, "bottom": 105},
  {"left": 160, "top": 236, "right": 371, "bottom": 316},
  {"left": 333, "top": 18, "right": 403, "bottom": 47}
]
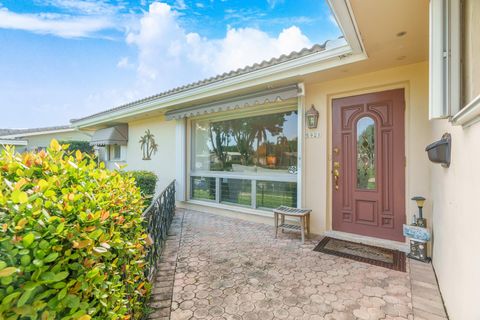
[
  {"left": 451, "top": 94, "right": 480, "bottom": 127},
  {"left": 186, "top": 199, "right": 273, "bottom": 217}
]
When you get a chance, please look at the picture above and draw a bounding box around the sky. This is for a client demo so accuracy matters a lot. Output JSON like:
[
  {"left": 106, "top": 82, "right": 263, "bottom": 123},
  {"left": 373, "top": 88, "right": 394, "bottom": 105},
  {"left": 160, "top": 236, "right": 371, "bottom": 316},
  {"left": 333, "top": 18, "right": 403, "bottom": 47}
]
[{"left": 0, "top": 0, "right": 341, "bottom": 128}]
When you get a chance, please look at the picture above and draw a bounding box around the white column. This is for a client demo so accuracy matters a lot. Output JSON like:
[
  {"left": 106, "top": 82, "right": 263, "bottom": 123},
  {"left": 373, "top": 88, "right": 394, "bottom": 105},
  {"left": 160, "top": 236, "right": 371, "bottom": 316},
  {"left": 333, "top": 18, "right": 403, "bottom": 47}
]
[
  {"left": 175, "top": 118, "right": 187, "bottom": 201},
  {"left": 297, "top": 82, "right": 306, "bottom": 208}
]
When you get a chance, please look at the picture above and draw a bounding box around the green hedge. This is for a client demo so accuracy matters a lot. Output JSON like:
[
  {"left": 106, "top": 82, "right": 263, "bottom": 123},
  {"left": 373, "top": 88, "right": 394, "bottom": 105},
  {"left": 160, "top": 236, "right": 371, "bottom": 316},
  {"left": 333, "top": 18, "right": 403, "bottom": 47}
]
[
  {"left": 59, "top": 140, "right": 94, "bottom": 155},
  {"left": 130, "top": 171, "right": 158, "bottom": 207},
  {"left": 0, "top": 140, "right": 150, "bottom": 319}
]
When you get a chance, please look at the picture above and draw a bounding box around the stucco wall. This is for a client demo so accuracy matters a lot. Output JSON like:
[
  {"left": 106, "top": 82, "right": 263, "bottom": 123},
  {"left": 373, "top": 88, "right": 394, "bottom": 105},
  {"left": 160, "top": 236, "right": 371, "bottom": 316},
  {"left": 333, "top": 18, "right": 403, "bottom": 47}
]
[
  {"left": 430, "top": 120, "right": 480, "bottom": 320},
  {"left": 125, "top": 115, "right": 177, "bottom": 192},
  {"left": 16, "top": 130, "right": 92, "bottom": 153},
  {"left": 303, "top": 62, "right": 431, "bottom": 238},
  {"left": 175, "top": 62, "right": 431, "bottom": 243}
]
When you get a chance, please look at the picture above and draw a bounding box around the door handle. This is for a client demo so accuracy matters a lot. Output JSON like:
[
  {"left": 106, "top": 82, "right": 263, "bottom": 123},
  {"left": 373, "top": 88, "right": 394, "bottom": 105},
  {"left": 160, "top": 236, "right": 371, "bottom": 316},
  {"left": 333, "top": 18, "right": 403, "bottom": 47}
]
[{"left": 333, "top": 161, "right": 340, "bottom": 190}]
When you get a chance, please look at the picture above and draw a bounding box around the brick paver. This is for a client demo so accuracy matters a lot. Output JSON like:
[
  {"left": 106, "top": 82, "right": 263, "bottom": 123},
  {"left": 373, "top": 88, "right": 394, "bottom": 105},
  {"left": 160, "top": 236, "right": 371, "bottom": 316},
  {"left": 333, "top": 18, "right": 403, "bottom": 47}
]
[{"left": 151, "top": 209, "right": 446, "bottom": 320}]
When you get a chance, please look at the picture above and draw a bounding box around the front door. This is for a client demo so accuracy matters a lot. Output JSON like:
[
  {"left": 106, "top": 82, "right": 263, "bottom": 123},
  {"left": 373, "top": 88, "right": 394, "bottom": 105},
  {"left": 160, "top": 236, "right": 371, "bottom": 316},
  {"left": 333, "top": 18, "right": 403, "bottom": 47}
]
[{"left": 332, "top": 89, "right": 405, "bottom": 242}]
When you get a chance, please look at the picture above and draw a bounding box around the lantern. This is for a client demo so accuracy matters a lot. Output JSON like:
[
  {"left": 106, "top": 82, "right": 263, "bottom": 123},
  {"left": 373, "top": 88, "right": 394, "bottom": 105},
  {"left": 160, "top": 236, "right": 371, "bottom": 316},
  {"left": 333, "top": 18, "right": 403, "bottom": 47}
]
[{"left": 305, "top": 104, "right": 319, "bottom": 129}]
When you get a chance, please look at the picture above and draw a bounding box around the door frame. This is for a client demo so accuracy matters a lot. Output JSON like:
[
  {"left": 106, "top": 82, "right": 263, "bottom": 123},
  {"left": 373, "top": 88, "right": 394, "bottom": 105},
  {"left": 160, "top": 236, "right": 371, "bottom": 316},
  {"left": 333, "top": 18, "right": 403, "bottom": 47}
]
[{"left": 326, "top": 82, "right": 410, "bottom": 243}]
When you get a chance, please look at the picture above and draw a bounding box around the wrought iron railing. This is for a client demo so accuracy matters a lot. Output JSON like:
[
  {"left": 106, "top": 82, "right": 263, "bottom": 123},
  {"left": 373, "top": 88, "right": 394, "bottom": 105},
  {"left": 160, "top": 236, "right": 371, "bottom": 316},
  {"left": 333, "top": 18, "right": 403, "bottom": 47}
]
[{"left": 142, "top": 180, "right": 176, "bottom": 281}]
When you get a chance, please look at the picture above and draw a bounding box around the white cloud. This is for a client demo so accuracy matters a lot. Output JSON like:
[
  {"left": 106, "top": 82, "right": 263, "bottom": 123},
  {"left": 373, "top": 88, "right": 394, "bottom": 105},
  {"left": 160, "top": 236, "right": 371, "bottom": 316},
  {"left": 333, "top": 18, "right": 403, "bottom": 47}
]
[
  {"left": 0, "top": 7, "right": 114, "bottom": 38},
  {"left": 173, "top": 0, "right": 187, "bottom": 10},
  {"left": 126, "top": 2, "right": 312, "bottom": 93},
  {"left": 266, "top": 0, "right": 284, "bottom": 9},
  {"left": 39, "top": 0, "right": 124, "bottom": 15},
  {"left": 117, "top": 56, "right": 134, "bottom": 69}
]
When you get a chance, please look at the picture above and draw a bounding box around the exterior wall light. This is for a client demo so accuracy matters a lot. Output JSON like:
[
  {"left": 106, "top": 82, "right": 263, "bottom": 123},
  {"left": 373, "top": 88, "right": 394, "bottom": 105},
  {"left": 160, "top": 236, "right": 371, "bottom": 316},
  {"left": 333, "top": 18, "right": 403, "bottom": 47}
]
[
  {"left": 403, "top": 196, "right": 430, "bottom": 263},
  {"left": 305, "top": 104, "right": 319, "bottom": 129},
  {"left": 412, "top": 196, "right": 426, "bottom": 227}
]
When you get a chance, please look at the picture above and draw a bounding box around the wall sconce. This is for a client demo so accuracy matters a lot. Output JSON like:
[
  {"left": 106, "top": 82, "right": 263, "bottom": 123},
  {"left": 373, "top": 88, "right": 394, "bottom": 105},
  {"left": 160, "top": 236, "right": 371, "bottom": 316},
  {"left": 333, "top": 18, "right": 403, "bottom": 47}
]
[{"left": 305, "top": 104, "right": 319, "bottom": 129}]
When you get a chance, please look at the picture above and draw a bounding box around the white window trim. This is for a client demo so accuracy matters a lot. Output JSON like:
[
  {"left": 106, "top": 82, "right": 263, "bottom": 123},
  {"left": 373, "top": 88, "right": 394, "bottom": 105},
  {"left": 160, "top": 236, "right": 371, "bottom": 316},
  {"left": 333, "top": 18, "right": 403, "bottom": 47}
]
[
  {"left": 430, "top": 0, "right": 480, "bottom": 126},
  {"left": 188, "top": 100, "right": 301, "bottom": 209},
  {"left": 429, "top": 0, "right": 461, "bottom": 119},
  {"left": 451, "top": 94, "right": 480, "bottom": 126},
  {"left": 108, "top": 145, "right": 125, "bottom": 161}
]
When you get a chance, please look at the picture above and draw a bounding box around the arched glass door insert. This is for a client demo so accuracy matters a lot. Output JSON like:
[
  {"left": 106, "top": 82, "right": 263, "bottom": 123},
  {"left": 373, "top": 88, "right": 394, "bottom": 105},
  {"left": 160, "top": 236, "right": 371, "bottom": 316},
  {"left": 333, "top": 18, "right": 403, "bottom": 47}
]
[{"left": 356, "top": 116, "right": 376, "bottom": 189}]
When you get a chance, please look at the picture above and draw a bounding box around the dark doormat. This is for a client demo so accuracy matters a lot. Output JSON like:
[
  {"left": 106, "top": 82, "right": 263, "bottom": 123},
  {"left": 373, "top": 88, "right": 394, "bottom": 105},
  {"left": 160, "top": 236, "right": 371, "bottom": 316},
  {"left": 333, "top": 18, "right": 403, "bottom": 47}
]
[{"left": 313, "top": 237, "right": 406, "bottom": 272}]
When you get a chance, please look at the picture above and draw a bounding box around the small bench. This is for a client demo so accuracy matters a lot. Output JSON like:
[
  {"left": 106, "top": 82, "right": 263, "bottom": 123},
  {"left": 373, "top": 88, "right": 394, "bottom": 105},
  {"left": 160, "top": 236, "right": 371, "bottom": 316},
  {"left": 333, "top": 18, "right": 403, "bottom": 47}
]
[{"left": 273, "top": 206, "right": 312, "bottom": 243}]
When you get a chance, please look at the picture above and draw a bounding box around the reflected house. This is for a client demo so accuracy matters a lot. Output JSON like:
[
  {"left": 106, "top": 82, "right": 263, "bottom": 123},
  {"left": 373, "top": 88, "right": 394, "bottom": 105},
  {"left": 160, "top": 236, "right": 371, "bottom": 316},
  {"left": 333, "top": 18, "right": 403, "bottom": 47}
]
[{"left": 70, "top": 2, "right": 480, "bottom": 318}]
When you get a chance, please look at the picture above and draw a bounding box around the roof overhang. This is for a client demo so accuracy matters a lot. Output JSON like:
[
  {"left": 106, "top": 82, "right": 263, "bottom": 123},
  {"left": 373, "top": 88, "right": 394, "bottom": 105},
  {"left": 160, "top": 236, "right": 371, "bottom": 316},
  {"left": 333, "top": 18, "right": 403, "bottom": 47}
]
[
  {"left": 71, "top": 0, "right": 367, "bottom": 129},
  {"left": 0, "top": 128, "right": 75, "bottom": 139},
  {"left": 0, "top": 139, "right": 28, "bottom": 146},
  {"left": 89, "top": 124, "right": 128, "bottom": 146}
]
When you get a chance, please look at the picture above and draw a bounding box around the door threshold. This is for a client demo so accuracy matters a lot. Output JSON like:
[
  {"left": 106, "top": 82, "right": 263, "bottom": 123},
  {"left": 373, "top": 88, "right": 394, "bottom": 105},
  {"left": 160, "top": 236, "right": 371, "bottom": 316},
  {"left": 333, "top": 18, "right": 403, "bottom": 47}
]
[{"left": 324, "top": 230, "right": 409, "bottom": 253}]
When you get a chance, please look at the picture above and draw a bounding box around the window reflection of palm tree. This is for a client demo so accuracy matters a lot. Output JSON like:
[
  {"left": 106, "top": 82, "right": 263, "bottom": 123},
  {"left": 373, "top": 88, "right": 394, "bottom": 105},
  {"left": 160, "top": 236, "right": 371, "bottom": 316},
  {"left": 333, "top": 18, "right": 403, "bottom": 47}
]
[{"left": 277, "top": 135, "right": 290, "bottom": 167}]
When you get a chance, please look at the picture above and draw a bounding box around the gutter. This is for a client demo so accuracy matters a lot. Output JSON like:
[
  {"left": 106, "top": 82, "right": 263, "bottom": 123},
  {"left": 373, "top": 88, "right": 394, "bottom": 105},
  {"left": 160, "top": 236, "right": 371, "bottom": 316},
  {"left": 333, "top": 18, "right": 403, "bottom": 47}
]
[{"left": 0, "top": 139, "right": 28, "bottom": 146}]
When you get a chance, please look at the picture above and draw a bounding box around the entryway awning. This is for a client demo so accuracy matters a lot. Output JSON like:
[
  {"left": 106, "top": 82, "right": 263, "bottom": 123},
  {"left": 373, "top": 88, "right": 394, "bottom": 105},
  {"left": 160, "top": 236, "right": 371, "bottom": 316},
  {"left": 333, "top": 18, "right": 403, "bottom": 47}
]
[
  {"left": 90, "top": 124, "right": 128, "bottom": 146},
  {"left": 165, "top": 84, "right": 300, "bottom": 120}
]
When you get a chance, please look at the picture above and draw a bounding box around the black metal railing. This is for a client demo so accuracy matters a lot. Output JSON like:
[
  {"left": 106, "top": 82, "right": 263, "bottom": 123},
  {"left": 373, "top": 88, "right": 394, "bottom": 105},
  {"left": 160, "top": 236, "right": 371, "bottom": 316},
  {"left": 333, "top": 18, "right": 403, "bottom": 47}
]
[{"left": 142, "top": 180, "right": 176, "bottom": 281}]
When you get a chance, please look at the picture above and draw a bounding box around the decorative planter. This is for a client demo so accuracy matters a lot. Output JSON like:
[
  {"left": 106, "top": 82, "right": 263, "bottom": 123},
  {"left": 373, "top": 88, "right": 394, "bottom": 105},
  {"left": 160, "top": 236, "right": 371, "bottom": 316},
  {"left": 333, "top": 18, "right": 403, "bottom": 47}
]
[
  {"left": 403, "top": 224, "right": 431, "bottom": 262},
  {"left": 403, "top": 224, "right": 431, "bottom": 241}
]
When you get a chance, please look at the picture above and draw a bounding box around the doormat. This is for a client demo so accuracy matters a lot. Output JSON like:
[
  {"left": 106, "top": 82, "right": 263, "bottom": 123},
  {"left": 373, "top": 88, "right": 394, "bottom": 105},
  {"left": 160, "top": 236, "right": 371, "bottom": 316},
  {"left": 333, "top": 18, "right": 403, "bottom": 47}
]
[{"left": 313, "top": 237, "right": 406, "bottom": 272}]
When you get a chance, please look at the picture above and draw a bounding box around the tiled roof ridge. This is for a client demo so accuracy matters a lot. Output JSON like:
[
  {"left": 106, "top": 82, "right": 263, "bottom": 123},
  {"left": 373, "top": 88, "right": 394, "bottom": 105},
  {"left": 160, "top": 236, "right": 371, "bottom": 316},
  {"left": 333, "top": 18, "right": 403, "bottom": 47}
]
[
  {"left": 71, "top": 41, "right": 332, "bottom": 123},
  {"left": 0, "top": 125, "right": 72, "bottom": 137}
]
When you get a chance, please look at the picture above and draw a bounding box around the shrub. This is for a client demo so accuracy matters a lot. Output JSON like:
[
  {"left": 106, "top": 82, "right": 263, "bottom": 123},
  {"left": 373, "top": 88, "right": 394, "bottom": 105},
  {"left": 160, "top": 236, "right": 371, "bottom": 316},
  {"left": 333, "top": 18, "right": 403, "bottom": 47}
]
[
  {"left": 59, "top": 141, "right": 94, "bottom": 155},
  {"left": 0, "top": 140, "right": 150, "bottom": 319},
  {"left": 130, "top": 171, "right": 158, "bottom": 206}
]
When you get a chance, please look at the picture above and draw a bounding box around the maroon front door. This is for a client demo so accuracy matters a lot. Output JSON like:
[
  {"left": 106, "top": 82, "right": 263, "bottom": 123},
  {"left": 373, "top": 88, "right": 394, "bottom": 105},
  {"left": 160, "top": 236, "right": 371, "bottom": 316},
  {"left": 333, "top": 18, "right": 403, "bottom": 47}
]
[{"left": 332, "top": 89, "right": 405, "bottom": 242}]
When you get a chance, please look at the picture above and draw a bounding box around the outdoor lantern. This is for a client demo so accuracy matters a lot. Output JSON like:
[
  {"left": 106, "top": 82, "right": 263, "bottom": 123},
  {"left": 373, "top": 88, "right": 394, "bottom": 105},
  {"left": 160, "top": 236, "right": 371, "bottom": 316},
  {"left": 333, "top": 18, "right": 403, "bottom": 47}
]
[
  {"left": 403, "top": 195, "right": 431, "bottom": 263},
  {"left": 412, "top": 196, "right": 426, "bottom": 227},
  {"left": 305, "top": 104, "right": 319, "bottom": 129}
]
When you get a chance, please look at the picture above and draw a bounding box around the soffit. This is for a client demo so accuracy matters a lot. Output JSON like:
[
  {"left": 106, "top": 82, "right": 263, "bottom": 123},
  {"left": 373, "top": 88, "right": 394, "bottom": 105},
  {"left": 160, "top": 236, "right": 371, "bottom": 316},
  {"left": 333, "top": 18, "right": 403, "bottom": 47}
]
[{"left": 303, "top": 0, "right": 429, "bottom": 84}]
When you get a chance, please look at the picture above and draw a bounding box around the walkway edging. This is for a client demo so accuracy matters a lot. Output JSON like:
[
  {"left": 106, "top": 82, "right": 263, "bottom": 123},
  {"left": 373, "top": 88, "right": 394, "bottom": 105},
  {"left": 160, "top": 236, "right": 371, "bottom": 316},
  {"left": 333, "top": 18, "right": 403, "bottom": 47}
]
[{"left": 148, "top": 209, "right": 185, "bottom": 320}]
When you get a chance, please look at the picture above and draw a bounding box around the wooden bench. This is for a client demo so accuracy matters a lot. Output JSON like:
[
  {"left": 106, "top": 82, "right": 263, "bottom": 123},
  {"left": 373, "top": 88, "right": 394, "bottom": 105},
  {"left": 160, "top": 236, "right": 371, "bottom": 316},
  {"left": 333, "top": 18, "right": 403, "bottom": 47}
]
[{"left": 273, "top": 206, "right": 312, "bottom": 243}]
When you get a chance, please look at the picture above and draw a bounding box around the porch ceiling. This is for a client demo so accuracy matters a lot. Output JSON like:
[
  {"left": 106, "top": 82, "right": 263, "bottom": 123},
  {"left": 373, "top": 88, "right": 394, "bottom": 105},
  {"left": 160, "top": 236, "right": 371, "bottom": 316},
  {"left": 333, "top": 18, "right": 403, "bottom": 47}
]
[{"left": 303, "top": 0, "right": 429, "bottom": 84}]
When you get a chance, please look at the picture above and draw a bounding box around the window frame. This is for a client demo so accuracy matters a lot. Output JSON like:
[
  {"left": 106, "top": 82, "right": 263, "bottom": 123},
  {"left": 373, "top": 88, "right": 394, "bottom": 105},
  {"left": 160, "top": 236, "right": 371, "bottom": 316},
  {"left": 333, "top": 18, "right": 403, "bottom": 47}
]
[
  {"left": 188, "top": 102, "right": 301, "bottom": 210},
  {"left": 109, "top": 144, "right": 122, "bottom": 161},
  {"left": 430, "top": 0, "right": 480, "bottom": 126},
  {"left": 429, "top": 0, "right": 461, "bottom": 119}
]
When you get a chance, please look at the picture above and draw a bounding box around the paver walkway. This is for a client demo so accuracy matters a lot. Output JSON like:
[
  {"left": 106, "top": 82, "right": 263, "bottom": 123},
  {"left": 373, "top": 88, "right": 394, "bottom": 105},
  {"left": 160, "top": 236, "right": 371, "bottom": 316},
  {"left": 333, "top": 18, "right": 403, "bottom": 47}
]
[{"left": 151, "top": 209, "right": 447, "bottom": 320}]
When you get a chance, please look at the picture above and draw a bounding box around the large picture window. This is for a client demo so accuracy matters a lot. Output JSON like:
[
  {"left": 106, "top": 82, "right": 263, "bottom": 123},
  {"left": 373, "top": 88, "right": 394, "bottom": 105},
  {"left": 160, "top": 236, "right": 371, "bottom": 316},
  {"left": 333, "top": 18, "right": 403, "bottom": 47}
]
[{"left": 190, "top": 108, "right": 299, "bottom": 209}]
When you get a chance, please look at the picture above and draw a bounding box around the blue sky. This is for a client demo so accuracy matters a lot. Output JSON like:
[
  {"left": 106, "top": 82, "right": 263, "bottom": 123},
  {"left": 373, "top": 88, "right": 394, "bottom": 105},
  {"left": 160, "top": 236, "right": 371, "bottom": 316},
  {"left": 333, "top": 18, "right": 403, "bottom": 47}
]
[{"left": 0, "top": 0, "right": 341, "bottom": 128}]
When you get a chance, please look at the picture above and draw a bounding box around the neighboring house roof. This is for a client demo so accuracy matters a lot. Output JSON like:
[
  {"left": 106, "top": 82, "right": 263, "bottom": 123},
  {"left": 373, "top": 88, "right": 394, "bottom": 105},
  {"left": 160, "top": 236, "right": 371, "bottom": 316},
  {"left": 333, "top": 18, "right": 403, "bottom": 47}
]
[
  {"left": 71, "top": 41, "right": 334, "bottom": 124},
  {"left": 0, "top": 125, "right": 71, "bottom": 137},
  {"left": 0, "top": 125, "right": 73, "bottom": 139},
  {"left": 0, "top": 138, "right": 28, "bottom": 146}
]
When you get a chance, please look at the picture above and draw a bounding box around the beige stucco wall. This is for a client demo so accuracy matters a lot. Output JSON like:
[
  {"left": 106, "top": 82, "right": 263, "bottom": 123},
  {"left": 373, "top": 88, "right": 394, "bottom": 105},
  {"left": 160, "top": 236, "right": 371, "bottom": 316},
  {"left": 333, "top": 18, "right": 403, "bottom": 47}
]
[
  {"left": 125, "top": 115, "right": 177, "bottom": 192},
  {"left": 303, "top": 61, "right": 431, "bottom": 238},
  {"left": 429, "top": 119, "right": 480, "bottom": 320},
  {"left": 176, "top": 62, "right": 432, "bottom": 245},
  {"left": 16, "top": 130, "right": 92, "bottom": 153}
]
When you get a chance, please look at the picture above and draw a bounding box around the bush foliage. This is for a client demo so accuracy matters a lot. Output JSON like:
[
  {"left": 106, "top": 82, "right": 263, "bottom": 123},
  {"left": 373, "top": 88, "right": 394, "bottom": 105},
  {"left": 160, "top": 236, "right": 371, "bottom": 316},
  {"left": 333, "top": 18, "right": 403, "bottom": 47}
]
[
  {"left": 0, "top": 140, "right": 150, "bottom": 319},
  {"left": 129, "top": 171, "right": 157, "bottom": 206},
  {"left": 59, "top": 141, "right": 94, "bottom": 155}
]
